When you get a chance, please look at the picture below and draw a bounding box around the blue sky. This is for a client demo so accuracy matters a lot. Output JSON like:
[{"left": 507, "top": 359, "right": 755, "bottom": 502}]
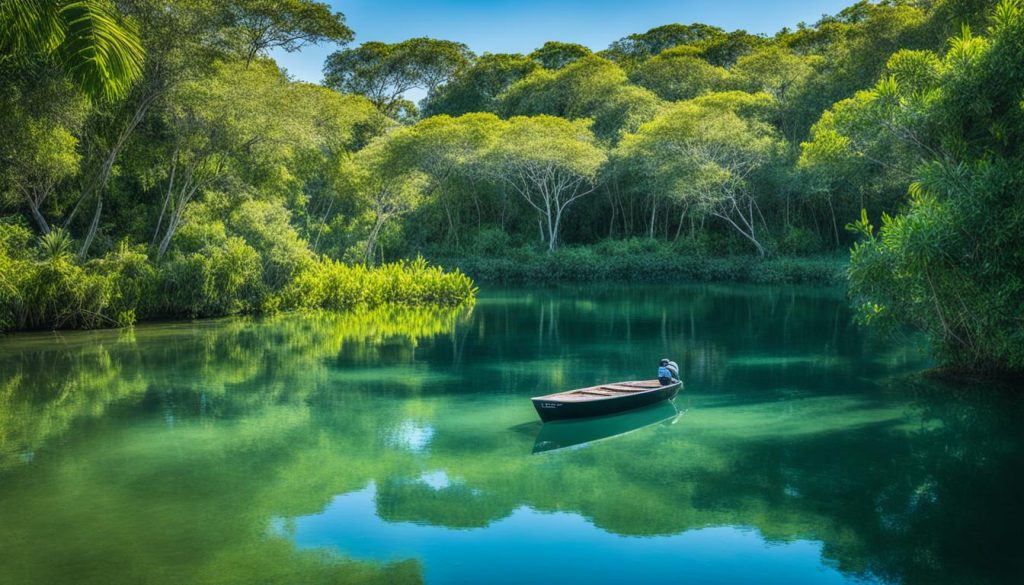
[{"left": 274, "top": 0, "right": 853, "bottom": 85}]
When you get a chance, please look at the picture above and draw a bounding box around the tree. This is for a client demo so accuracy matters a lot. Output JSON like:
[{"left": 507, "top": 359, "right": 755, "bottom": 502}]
[
  {"left": 617, "top": 92, "right": 781, "bottom": 255},
  {"left": 323, "top": 38, "right": 474, "bottom": 118},
  {"left": 0, "top": 65, "right": 89, "bottom": 234},
  {"left": 0, "top": 0, "right": 145, "bottom": 101},
  {"left": 731, "top": 46, "right": 822, "bottom": 144},
  {"left": 528, "top": 41, "right": 591, "bottom": 69},
  {"left": 604, "top": 23, "right": 726, "bottom": 68},
  {"left": 498, "top": 56, "right": 662, "bottom": 142},
  {"left": 421, "top": 53, "right": 538, "bottom": 117},
  {"left": 486, "top": 116, "right": 606, "bottom": 250},
  {"left": 339, "top": 138, "right": 427, "bottom": 264},
  {"left": 818, "top": 0, "right": 1024, "bottom": 372},
  {"left": 226, "top": 0, "right": 354, "bottom": 65},
  {"left": 629, "top": 46, "right": 731, "bottom": 101},
  {"left": 152, "top": 61, "right": 297, "bottom": 259},
  {"left": 383, "top": 113, "right": 501, "bottom": 247},
  {"left": 696, "top": 29, "right": 765, "bottom": 67}
]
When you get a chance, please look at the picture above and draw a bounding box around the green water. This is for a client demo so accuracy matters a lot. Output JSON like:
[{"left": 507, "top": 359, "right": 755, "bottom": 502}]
[{"left": 1, "top": 285, "right": 1022, "bottom": 585}]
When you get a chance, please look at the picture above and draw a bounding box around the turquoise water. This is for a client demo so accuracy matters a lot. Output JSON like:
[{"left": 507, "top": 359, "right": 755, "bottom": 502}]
[{"left": 1, "top": 284, "right": 1022, "bottom": 585}]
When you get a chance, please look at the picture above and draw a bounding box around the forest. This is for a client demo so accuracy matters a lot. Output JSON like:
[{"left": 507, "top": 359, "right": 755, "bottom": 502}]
[{"left": 1, "top": 0, "right": 1023, "bottom": 373}]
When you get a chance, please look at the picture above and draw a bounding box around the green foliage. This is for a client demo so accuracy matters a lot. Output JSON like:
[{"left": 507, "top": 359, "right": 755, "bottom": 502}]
[
  {"left": 437, "top": 244, "right": 844, "bottom": 285},
  {"left": 487, "top": 115, "right": 608, "bottom": 250},
  {"left": 0, "top": 225, "right": 155, "bottom": 329},
  {"left": 834, "top": 0, "right": 1024, "bottom": 373},
  {"left": 37, "top": 228, "right": 74, "bottom": 261},
  {"left": 528, "top": 41, "right": 592, "bottom": 69},
  {"left": 469, "top": 227, "right": 511, "bottom": 255},
  {"left": 282, "top": 256, "right": 476, "bottom": 311},
  {"left": 778, "top": 226, "right": 824, "bottom": 255},
  {"left": 498, "top": 56, "right": 663, "bottom": 142},
  {"left": 0, "top": 218, "right": 474, "bottom": 329},
  {"left": 323, "top": 38, "right": 474, "bottom": 118},
  {"left": 629, "top": 46, "right": 731, "bottom": 101},
  {"left": 158, "top": 237, "right": 265, "bottom": 318},
  {"left": 226, "top": 0, "right": 354, "bottom": 63},
  {"left": 604, "top": 23, "right": 727, "bottom": 68},
  {"left": 229, "top": 200, "right": 315, "bottom": 289},
  {"left": 616, "top": 92, "right": 782, "bottom": 255},
  {"left": 422, "top": 53, "right": 539, "bottom": 116},
  {"left": 0, "top": 0, "right": 145, "bottom": 101}
]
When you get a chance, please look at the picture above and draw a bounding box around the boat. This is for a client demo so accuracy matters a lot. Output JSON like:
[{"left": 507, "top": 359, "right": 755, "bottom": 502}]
[
  {"left": 532, "top": 401, "right": 681, "bottom": 453},
  {"left": 531, "top": 379, "right": 682, "bottom": 422}
]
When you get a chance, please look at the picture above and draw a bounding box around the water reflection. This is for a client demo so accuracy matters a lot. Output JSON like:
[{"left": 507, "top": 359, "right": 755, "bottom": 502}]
[
  {"left": 0, "top": 285, "right": 1021, "bottom": 585},
  {"left": 530, "top": 400, "right": 681, "bottom": 453},
  {"left": 275, "top": 484, "right": 857, "bottom": 585}
]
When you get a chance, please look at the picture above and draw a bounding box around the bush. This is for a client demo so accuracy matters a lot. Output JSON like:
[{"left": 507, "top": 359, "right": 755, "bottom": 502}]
[
  {"left": 282, "top": 256, "right": 476, "bottom": 311},
  {"left": 87, "top": 242, "right": 157, "bottom": 323},
  {"left": 158, "top": 237, "right": 265, "bottom": 318},
  {"left": 433, "top": 247, "right": 846, "bottom": 286},
  {"left": 0, "top": 222, "right": 475, "bottom": 331},
  {"left": 778, "top": 226, "right": 823, "bottom": 255},
  {"left": 229, "top": 201, "right": 314, "bottom": 289},
  {"left": 470, "top": 227, "right": 512, "bottom": 255}
]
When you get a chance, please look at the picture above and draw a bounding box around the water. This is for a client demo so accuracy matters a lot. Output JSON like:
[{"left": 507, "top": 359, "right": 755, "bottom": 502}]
[{"left": 1, "top": 284, "right": 1022, "bottom": 585}]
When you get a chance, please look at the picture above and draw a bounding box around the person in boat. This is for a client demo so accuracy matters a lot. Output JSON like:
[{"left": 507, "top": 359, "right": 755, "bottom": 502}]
[{"left": 658, "top": 358, "right": 680, "bottom": 385}]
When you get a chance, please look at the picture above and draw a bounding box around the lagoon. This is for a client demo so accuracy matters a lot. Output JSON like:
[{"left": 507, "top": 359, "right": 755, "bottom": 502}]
[{"left": 1, "top": 284, "right": 1021, "bottom": 585}]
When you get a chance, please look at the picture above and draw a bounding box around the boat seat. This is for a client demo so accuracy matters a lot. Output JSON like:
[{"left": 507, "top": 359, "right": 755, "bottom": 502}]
[
  {"left": 600, "top": 384, "right": 650, "bottom": 392},
  {"left": 578, "top": 390, "right": 617, "bottom": 396}
]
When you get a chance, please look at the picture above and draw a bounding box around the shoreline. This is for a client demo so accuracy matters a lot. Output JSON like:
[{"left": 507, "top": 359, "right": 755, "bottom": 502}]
[{"left": 432, "top": 254, "right": 848, "bottom": 286}]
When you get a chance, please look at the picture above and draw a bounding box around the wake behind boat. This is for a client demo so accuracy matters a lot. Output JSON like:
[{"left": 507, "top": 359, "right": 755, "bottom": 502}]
[{"left": 532, "top": 379, "right": 682, "bottom": 422}]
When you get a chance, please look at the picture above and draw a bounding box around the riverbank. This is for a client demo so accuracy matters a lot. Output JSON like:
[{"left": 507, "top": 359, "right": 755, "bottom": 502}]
[
  {"left": 433, "top": 249, "right": 847, "bottom": 285},
  {"left": 0, "top": 224, "right": 476, "bottom": 333}
]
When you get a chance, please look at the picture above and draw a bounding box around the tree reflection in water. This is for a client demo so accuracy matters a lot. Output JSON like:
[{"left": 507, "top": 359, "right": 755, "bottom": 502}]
[{"left": 0, "top": 285, "right": 1021, "bottom": 585}]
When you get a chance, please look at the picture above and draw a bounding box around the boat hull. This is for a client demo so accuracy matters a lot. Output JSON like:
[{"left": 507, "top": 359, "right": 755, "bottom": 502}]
[{"left": 532, "top": 380, "right": 681, "bottom": 422}]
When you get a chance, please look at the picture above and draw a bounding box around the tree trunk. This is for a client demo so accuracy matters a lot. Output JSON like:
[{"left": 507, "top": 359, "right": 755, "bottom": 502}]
[
  {"left": 27, "top": 196, "right": 51, "bottom": 234},
  {"left": 365, "top": 214, "right": 387, "bottom": 266},
  {"left": 826, "top": 195, "right": 840, "bottom": 247},
  {"left": 648, "top": 198, "right": 657, "bottom": 239},
  {"left": 78, "top": 196, "right": 103, "bottom": 257}
]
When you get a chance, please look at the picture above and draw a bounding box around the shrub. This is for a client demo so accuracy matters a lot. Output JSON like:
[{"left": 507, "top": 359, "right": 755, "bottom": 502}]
[
  {"left": 0, "top": 220, "right": 475, "bottom": 331},
  {"left": 282, "top": 255, "right": 476, "bottom": 311},
  {"left": 779, "top": 226, "right": 823, "bottom": 255},
  {"left": 470, "top": 227, "right": 511, "bottom": 255},
  {"left": 158, "top": 237, "right": 265, "bottom": 318},
  {"left": 434, "top": 247, "right": 846, "bottom": 286},
  {"left": 87, "top": 242, "right": 158, "bottom": 323},
  {"left": 229, "top": 201, "right": 314, "bottom": 289}
]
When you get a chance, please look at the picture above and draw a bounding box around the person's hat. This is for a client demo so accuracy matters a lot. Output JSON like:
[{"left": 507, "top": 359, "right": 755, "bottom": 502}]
[{"left": 660, "top": 358, "right": 669, "bottom": 366}]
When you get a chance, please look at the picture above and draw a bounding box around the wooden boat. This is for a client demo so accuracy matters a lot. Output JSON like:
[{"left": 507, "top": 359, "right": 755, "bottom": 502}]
[
  {"left": 532, "top": 401, "right": 681, "bottom": 453},
  {"left": 532, "top": 379, "right": 682, "bottom": 422}
]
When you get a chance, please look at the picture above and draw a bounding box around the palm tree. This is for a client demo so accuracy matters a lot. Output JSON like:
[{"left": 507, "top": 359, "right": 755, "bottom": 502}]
[{"left": 0, "top": 0, "right": 145, "bottom": 100}]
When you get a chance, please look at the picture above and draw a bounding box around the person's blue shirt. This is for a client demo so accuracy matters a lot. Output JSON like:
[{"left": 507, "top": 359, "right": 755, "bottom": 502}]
[{"left": 658, "top": 366, "right": 672, "bottom": 379}]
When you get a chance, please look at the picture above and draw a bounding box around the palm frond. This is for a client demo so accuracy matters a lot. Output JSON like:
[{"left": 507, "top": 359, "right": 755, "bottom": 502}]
[
  {"left": 57, "top": 0, "right": 144, "bottom": 101},
  {"left": 0, "top": 0, "right": 63, "bottom": 57}
]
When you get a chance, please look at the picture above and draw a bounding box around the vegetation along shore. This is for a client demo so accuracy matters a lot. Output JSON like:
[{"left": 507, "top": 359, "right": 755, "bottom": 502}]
[{"left": 2, "top": 0, "right": 1023, "bottom": 375}]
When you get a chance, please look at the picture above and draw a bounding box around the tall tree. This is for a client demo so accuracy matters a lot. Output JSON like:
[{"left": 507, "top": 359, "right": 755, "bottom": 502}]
[
  {"left": 617, "top": 92, "right": 781, "bottom": 255},
  {"left": 226, "top": 0, "right": 354, "bottom": 65},
  {"left": 421, "top": 53, "right": 538, "bottom": 117},
  {"left": 528, "top": 41, "right": 591, "bottom": 69},
  {"left": 629, "top": 46, "right": 731, "bottom": 101},
  {"left": 604, "top": 23, "right": 726, "bottom": 68},
  {"left": 487, "top": 116, "right": 606, "bottom": 250},
  {"left": 498, "top": 55, "right": 662, "bottom": 142},
  {"left": 323, "top": 37, "right": 474, "bottom": 118}
]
